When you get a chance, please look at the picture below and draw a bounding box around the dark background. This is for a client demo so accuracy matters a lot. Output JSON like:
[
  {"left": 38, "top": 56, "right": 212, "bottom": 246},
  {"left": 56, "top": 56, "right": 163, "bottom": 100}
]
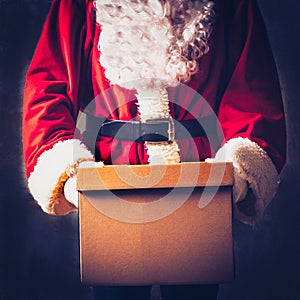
[{"left": 0, "top": 0, "right": 299, "bottom": 299}]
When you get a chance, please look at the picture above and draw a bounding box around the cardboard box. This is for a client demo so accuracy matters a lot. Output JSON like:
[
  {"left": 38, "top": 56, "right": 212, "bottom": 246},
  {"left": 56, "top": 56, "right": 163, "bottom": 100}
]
[{"left": 77, "top": 162, "right": 234, "bottom": 286}]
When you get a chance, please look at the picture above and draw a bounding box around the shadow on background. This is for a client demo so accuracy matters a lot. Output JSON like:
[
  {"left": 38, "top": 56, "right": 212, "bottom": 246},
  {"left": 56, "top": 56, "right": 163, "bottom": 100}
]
[
  {"left": 0, "top": 1, "right": 299, "bottom": 299},
  {"left": 219, "top": 1, "right": 300, "bottom": 299},
  {"left": 0, "top": 1, "right": 90, "bottom": 299}
]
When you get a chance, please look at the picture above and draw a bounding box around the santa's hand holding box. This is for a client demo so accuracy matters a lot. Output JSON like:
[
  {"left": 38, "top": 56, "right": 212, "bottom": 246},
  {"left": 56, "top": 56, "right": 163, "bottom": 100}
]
[{"left": 23, "top": 0, "right": 285, "bottom": 225}]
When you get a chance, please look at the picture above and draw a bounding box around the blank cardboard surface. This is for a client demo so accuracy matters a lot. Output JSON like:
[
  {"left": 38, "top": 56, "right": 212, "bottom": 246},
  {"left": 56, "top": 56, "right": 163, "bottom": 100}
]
[{"left": 78, "top": 162, "right": 234, "bottom": 286}]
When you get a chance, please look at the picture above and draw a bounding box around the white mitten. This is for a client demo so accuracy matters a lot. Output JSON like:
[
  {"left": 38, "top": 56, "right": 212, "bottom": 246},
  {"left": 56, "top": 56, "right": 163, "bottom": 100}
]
[
  {"left": 64, "top": 161, "right": 104, "bottom": 208},
  {"left": 64, "top": 176, "right": 78, "bottom": 207},
  {"left": 206, "top": 137, "right": 279, "bottom": 224}
]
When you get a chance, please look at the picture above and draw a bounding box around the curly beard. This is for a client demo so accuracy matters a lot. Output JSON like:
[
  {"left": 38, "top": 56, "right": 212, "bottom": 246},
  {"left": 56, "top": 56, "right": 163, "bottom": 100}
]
[{"left": 95, "top": 0, "right": 215, "bottom": 89}]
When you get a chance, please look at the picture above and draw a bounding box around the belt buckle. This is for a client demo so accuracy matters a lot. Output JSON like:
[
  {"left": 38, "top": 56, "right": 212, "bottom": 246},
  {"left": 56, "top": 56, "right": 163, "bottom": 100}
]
[{"left": 144, "top": 117, "right": 175, "bottom": 143}]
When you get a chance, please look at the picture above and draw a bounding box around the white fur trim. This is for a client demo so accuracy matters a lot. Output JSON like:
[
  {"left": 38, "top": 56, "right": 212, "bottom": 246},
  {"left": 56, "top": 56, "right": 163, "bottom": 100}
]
[
  {"left": 206, "top": 137, "right": 279, "bottom": 224},
  {"left": 136, "top": 87, "right": 180, "bottom": 164},
  {"left": 146, "top": 142, "right": 181, "bottom": 164},
  {"left": 28, "top": 139, "right": 94, "bottom": 213},
  {"left": 135, "top": 87, "right": 169, "bottom": 120}
]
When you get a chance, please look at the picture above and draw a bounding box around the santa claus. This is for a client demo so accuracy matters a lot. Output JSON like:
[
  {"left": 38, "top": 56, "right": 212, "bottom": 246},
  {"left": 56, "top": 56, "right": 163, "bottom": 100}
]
[{"left": 23, "top": 0, "right": 286, "bottom": 298}]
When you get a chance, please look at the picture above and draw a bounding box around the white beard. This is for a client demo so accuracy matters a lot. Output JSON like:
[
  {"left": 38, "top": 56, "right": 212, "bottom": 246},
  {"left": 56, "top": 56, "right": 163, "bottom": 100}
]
[
  {"left": 94, "top": 0, "right": 214, "bottom": 164},
  {"left": 95, "top": 0, "right": 173, "bottom": 90},
  {"left": 95, "top": 0, "right": 215, "bottom": 89}
]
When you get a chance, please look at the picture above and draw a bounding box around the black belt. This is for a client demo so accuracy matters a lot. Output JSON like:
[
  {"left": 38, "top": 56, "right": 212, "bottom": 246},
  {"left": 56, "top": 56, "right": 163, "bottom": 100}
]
[{"left": 83, "top": 113, "right": 216, "bottom": 143}]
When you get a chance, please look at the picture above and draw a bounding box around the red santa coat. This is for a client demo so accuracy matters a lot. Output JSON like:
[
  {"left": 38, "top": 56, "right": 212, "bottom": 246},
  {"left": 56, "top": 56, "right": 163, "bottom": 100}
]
[{"left": 23, "top": 0, "right": 286, "bottom": 222}]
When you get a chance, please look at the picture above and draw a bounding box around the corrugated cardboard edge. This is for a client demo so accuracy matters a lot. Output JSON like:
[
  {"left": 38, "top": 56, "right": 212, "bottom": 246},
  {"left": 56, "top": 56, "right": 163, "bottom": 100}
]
[{"left": 77, "top": 162, "right": 233, "bottom": 191}]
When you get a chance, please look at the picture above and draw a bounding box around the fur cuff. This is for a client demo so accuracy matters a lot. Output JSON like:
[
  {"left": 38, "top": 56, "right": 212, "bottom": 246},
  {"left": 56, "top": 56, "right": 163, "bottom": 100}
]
[
  {"left": 207, "top": 137, "right": 279, "bottom": 224},
  {"left": 28, "top": 139, "right": 94, "bottom": 214}
]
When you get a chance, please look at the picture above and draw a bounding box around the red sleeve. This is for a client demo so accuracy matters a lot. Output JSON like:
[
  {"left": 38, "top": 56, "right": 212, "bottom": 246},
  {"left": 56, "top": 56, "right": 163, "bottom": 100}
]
[
  {"left": 23, "top": 0, "right": 92, "bottom": 178},
  {"left": 218, "top": 0, "right": 286, "bottom": 171}
]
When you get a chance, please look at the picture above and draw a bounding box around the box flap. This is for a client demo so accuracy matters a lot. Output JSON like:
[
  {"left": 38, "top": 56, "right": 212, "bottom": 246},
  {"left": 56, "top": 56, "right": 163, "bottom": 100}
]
[{"left": 77, "top": 162, "right": 233, "bottom": 191}]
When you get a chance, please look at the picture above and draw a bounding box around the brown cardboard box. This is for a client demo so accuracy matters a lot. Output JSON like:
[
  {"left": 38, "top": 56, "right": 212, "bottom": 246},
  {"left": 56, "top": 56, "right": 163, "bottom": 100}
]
[{"left": 77, "top": 162, "right": 234, "bottom": 286}]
